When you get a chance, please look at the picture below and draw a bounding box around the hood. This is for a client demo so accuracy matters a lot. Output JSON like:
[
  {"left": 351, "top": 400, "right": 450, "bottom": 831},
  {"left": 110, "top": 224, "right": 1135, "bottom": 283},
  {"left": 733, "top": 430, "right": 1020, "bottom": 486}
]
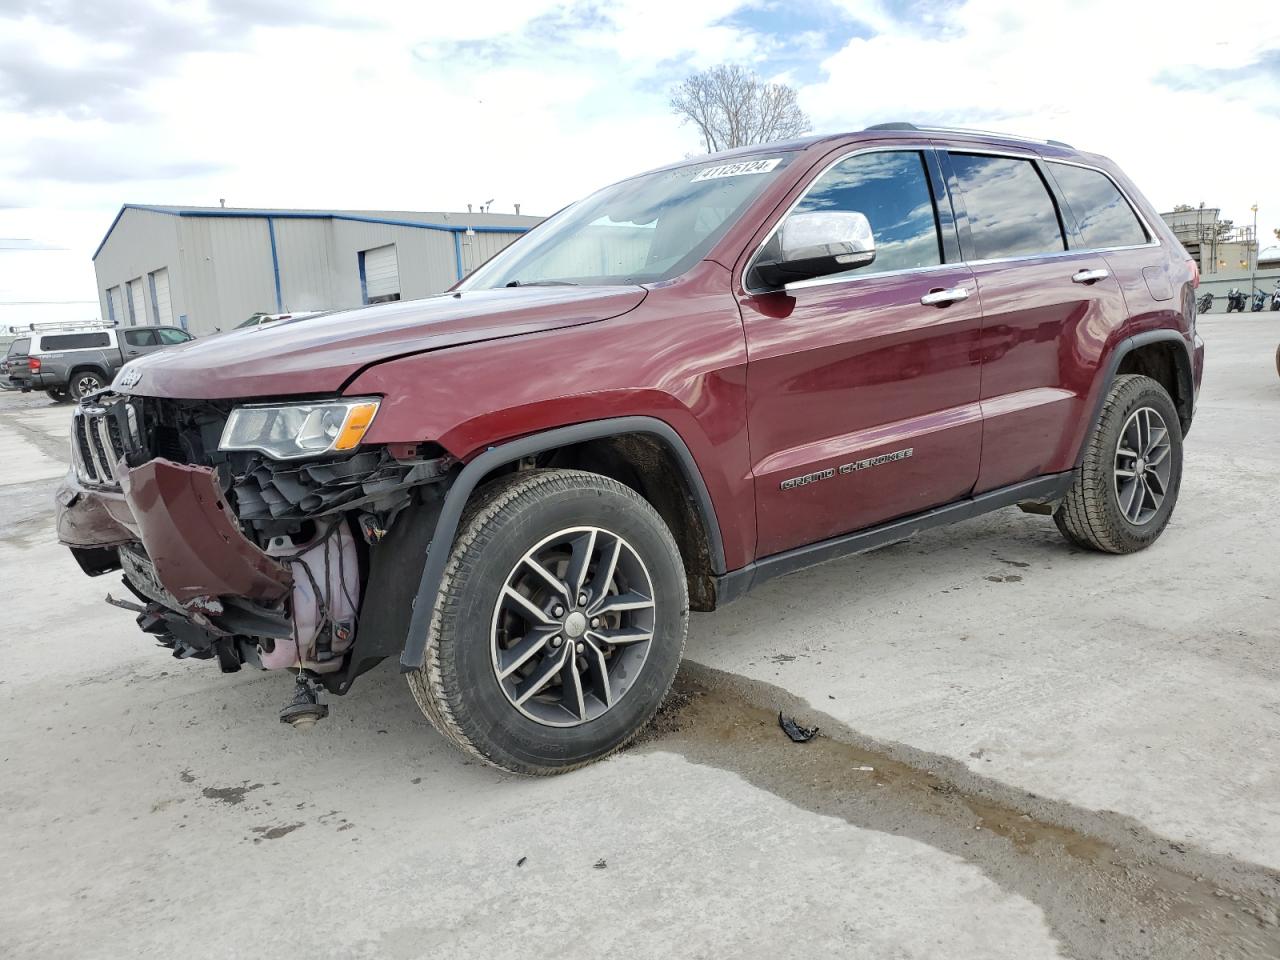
[{"left": 118, "top": 285, "right": 647, "bottom": 400}]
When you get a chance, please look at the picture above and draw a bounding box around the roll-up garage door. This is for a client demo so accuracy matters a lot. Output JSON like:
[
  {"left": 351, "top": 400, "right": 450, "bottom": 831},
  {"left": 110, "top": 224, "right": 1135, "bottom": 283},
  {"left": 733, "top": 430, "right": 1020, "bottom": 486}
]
[
  {"left": 128, "top": 278, "right": 148, "bottom": 325},
  {"left": 149, "top": 269, "right": 173, "bottom": 325},
  {"left": 361, "top": 245, "right": 400, "bottom": 303}
]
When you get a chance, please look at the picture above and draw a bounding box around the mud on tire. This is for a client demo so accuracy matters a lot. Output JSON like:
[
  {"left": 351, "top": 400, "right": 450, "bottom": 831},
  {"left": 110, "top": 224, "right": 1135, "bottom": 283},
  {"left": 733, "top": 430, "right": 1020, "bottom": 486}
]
[
  {"left": 1054, "top": 374, "right": 1183, "bottom": 554},
  {"left": 406, "top": 468, "right": 689, "bottom": 775}
]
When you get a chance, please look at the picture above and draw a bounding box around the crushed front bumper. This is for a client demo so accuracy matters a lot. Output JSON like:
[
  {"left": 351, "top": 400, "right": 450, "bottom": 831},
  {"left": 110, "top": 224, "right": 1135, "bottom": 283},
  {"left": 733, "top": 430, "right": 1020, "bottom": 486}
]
[{"left": 57, "top": 457, "right": 295, "bottom": 657}]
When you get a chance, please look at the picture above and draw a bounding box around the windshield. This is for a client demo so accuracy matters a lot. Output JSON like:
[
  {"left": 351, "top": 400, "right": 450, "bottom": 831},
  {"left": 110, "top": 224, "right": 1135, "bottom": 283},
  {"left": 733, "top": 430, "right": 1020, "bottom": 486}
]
[{"left": 460, "top": 154, "right": 794, "bottom": 290}]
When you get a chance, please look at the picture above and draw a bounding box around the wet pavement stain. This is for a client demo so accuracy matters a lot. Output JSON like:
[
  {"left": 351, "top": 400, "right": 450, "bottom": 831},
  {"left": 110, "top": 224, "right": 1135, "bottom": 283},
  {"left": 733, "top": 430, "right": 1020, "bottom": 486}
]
[
  {"left": 201, "top": 783, "right": 264, "bottom": 806},
  {"left": 640, "top": 663, "right": 1280, "bottom": 960},
  {"left": 251, "top": 823, "right": 303, "bottom": 841}
]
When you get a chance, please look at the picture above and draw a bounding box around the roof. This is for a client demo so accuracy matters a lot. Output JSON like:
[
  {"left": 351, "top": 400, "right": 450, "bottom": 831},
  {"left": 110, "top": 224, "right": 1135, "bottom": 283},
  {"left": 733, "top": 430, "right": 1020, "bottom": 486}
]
[{"left": 93, "top": 204, "right": 541, "bottom": 260}]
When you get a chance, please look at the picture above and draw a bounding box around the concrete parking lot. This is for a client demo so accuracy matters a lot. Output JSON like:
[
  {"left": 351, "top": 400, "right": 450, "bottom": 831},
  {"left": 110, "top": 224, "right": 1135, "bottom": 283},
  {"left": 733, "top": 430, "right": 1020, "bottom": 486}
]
[{"left": 2, "top": 315, "right": 1278, "bottom": 960}]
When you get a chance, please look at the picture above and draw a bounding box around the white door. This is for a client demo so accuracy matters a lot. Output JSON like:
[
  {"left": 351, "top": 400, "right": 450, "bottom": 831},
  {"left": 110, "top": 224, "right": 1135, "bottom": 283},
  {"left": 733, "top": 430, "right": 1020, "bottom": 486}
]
[
  {"left": 149, "top": 269, "right": 173, "bottom": 325},
  {"left": 128, "top": 278, "right": 148, "bottom": 325},
  {"left": 362, "top": 245, "right": 400, "bottom": 302},
  {"left": 108, "top": 287, "right": 125, "bottom": 326}
]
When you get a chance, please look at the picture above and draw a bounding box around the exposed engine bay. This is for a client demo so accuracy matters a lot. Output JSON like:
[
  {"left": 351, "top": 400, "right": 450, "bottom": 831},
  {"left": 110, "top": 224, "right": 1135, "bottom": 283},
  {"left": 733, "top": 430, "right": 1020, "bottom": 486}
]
[{"left": 58, "top": 392, "right": 452, "bottom": 720}]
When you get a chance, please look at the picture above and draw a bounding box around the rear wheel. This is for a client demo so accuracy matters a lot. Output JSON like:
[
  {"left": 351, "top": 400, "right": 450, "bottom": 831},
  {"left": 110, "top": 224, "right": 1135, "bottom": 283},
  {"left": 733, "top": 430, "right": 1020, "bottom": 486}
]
[
  {"left": 68, "top": 369, "right": 105, "bottom": 400},
  {"left": 1055, "top": 374, "right": 1183, "bottom": 554},
  {"left": 407, "top": 469, "right": 688, "bottom": 775}
]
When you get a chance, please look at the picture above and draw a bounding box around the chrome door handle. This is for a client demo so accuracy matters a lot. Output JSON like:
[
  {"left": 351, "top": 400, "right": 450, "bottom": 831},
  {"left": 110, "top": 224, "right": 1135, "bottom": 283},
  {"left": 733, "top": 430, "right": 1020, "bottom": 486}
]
[
  {"left": 920, "top": 286, "right": 971, "bottom": 306},
  {"left": 1072, "top": 268, "right": 1109, "bottom": 284}
]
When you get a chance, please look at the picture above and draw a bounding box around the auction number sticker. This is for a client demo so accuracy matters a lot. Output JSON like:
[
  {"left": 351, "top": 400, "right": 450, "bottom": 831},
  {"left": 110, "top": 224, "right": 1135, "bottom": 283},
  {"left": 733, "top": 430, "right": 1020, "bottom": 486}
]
[{"left": 691, "top": 158, "right": 782, "bottom": 182}]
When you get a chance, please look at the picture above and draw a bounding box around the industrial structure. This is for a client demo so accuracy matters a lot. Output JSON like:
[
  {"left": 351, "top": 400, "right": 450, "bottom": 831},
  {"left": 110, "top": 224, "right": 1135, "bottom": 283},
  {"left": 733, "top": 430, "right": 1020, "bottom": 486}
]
[
  {"left": 1160, "top": 205, "right": 1280, "bottom": 303},
  {"left": 91, "top": 205, "right": 540, "bottom": 335}
]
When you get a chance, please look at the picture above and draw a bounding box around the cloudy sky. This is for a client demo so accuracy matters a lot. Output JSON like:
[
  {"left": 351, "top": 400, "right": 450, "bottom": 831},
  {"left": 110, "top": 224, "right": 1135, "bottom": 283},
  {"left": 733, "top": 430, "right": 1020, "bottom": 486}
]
[{"left": 1, "top": 0, "right": 1277, "bottom": 326}]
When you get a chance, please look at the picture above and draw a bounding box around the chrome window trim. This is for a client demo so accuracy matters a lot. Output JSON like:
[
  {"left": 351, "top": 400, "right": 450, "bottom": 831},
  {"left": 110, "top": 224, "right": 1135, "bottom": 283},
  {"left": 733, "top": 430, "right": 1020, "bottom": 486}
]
[
  {"left": 743, "top": 143, "right": 945, "bottom": 295},
  {"left": 743, "top": 143, "right": 1162, "bottom": 297},
  {"left": 1040, "top": 156, "right": 1159, "bottom": 251}
]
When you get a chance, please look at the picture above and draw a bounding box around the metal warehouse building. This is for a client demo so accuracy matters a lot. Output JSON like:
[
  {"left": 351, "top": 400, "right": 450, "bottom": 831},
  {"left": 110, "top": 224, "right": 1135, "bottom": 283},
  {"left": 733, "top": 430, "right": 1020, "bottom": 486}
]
[{"left": 92, "top": 205, "right": 541, "bottom": 336}]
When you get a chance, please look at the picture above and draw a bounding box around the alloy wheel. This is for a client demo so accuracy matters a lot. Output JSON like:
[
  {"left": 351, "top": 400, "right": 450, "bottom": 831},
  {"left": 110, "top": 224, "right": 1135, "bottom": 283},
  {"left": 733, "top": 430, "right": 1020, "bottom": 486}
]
[
  {"left": 490, "top": 526, "right": 656, "bottom": 728},
  {"left": 75, "top": 373, "right": 102, "bottom": 397},
  {"left": 1113, "top": 406, "right": 1172, "bottom": 525}
]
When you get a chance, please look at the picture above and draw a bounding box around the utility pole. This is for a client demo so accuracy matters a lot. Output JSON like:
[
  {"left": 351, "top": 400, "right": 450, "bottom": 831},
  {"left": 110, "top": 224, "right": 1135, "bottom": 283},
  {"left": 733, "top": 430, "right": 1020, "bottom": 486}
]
[{"left": 1250, "top": 204, "right": 1259, "bottom": 298}]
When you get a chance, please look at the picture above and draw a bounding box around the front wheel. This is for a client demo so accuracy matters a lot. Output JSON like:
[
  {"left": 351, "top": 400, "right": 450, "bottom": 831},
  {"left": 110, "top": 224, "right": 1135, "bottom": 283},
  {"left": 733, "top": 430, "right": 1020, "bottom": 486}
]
[
  {"left": 407, "top": 469, "right": 689, "bottom": 775},
  {"left": 1055, "top": 375, "right": 1183, "bottom": 554}
]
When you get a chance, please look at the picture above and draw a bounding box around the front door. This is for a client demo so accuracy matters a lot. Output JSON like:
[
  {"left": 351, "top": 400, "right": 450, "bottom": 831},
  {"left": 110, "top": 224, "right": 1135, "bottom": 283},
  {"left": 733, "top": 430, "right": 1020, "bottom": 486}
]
[{"left": 740, "top": 148, "right": 984, "bottom": 558}]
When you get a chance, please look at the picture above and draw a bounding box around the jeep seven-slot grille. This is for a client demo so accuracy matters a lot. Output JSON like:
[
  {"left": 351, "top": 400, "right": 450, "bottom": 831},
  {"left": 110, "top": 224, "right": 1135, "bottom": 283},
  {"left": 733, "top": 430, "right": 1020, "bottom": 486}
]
[{"left": 73, "top": 406, "right": 129, "bottom": 487}]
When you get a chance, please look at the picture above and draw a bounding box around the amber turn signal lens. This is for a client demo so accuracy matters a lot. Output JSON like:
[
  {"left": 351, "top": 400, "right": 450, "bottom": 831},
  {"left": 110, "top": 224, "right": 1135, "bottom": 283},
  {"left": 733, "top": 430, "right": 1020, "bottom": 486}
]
[{"left": 333, "top": 401, "right": 379, "bottom": 451}]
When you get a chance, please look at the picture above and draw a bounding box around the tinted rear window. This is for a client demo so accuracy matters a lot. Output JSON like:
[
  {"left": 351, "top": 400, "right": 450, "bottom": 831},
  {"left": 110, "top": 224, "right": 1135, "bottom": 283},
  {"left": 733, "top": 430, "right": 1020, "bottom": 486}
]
[
  {"left": 8, "top": 338, "right": 29, "bottom": 355},
  {"left": 950, "top": 154, "right": 1065, "bottom": 260},
  {"left": 41, "top": 332, "right": 110, "bottom": 350},
  {"left": 1048, "top": 162, "right": 1148, "bottom": 249}
]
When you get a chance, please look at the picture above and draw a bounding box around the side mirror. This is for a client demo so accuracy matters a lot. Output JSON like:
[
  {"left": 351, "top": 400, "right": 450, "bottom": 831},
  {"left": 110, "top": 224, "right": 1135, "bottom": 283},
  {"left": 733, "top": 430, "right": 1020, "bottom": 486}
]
[{"left": 750, "top": 210, "right": 876, "bottom": 290}]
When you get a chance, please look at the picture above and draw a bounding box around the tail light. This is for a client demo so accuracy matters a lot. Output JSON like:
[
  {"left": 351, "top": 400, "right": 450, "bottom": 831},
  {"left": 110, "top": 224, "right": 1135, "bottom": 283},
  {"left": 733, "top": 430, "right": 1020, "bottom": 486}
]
[
  {"left": 28, "top": 356, "right": 40, "bottom": 372},
  {"left": 1187, "top": 258, "right": 1199, "bottom": 288}
]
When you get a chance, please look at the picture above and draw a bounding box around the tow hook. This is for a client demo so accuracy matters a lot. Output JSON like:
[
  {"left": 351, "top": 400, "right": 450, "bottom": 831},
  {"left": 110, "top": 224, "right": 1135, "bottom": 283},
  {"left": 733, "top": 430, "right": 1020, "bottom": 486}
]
[{"left": 280, "top": 673, "right": 329, "bottom": 730}]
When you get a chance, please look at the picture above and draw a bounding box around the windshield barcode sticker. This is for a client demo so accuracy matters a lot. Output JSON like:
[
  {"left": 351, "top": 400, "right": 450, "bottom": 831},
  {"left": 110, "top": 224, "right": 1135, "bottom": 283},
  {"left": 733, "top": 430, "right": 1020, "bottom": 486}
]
[{"left": 691, "top": 158, "right": 782, "bottom": 182}]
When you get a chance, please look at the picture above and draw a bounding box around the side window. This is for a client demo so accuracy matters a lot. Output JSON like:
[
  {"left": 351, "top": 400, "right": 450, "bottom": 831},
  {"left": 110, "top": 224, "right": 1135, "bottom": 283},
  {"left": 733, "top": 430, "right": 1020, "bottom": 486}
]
[
  {"left": 1047, "top": 162, "right": 1148, "bottom": 249},
  {"left": 779, "top": 150, "right": 942, "bottom": 278},
  {"left": 157, "top": 328, "right": 191, "bottom": 344},
  {"left": 123, "top": 329, "right": 159, "bottom": 347},
  {"left": 949, "top": 154, "right": 1065, "bottom": 260},
  {"left": 40, "top": 332, "right": 112, "bottom": 350}
]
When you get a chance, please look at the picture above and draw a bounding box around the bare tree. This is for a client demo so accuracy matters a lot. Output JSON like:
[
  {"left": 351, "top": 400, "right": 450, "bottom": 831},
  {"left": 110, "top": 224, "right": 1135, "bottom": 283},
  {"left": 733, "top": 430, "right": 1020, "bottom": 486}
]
[{"left": 670, "top": 64, "right": 810, "bottom": 153}]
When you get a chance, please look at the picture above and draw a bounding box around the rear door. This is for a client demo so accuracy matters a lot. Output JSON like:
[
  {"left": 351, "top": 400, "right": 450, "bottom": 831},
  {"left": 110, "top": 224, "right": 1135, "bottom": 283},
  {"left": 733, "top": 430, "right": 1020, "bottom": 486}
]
[
  {"left": 940, "top": 148, "right": 1129, "bottom": 493},
  {"left": 120, "top": 327, "right": 161, "bottom": 361},
  {"left": 740, "top": 146, "right": 983, "bottom": 557}
]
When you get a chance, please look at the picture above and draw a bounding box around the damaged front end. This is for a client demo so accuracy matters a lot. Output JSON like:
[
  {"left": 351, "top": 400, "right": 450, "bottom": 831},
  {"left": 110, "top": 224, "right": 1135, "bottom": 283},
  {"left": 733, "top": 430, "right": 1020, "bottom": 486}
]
[{"left": 56, "top": 392, "right": 451, "bottom": 718}]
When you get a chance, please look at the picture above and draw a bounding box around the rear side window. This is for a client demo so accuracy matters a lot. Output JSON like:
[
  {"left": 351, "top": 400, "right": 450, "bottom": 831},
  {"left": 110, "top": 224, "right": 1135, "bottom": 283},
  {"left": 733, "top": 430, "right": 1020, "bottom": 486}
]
[
  {"left": 40, "top": 332, "right": 111, "bottom": 350},
  {"left": 157, "top": 328, "right": 192, "bottom": 344},
  {"left": 784, "top": 150, "right": 942, "bottom": 277},
  {"left": 123, "top": 329, "right": 158, "bottom": 347},
  {"left": 1047, "top": 162, "right": 1148, "bottom": 249},
  {"left": 8, "top": 338, "right": 29, "bottom": 356},
  {"left": 950, "top": 154, "right": 1065, "bottom": 260}
]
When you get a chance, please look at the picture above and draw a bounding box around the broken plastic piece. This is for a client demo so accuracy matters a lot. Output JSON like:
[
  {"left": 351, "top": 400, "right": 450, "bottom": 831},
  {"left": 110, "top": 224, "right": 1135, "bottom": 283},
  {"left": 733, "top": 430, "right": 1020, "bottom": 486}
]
[{"left": 778, "top": 712, "right": 818, "bottom": 742}]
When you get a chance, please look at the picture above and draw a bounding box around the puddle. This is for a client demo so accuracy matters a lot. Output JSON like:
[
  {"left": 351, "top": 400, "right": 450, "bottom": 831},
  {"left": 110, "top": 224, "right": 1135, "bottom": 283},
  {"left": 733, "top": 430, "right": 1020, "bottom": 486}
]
[{"left": 640, "top": 663, "right": 1280, "bottom": 959}]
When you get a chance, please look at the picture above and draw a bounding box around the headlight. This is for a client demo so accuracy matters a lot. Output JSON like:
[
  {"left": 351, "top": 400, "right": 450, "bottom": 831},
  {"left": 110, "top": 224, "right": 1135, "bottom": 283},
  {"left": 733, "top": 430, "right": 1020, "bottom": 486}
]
[{"left": 218, "top": 398, "right": 380, "bottom": 460}]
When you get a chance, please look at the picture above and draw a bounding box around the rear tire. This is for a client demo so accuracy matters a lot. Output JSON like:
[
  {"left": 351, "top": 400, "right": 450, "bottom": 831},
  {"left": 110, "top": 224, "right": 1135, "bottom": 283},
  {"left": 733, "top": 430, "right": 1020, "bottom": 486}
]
[
  {"left": 407, "top": 468, "right": 688, "bottom": 775},
  {"left": 1054, "top": 375, "right": 1183, "bottom": 554},
  {"left": 68, "top": 369, "right": 106, "bottom": 401}
]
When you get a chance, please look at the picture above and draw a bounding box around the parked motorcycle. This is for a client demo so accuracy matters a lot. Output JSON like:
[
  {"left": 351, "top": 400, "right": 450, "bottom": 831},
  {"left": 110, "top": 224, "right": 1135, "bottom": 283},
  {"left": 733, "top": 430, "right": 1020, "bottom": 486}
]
[
  {"left": 1272, "top": 285, "right": 1280, "bottom": 312},
  {"left": 1226, "top": 288, "right": 1247, "bottom": 313},
  {"left": 1252, "top": 289, "right": 1267, "bottom": 312},
  {"left": 1197, "top": 292, "right": 1215, "bottom": 314}
]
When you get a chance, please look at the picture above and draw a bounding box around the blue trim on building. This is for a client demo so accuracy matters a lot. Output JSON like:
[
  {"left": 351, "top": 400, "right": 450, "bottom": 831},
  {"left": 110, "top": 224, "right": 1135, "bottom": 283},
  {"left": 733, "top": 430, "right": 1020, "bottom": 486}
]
[
  {"left": 453, "top": 232, "right": 464, "bottom": 281},
  {"left": 105, "top": 287, "right": 116, "bottom": 324},
  {"left": 93, "top": 204, "right": 529, "bottom": 259},
  {"left": 266, "top": 217, "right": 283, "bottom": 312},
  {"left": 357, "top": 250, "right": 369, "bottom": 305},
  {"left": 148, "top": 272, "right": 159, "bottom": 320}
]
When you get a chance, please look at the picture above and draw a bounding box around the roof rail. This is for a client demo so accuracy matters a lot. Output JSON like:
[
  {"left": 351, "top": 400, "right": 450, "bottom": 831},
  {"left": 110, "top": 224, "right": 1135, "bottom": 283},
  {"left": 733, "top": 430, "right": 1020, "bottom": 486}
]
[
  {"left": 865, "top": 121, "right": 1073, "bottom": 149},
  {"left": 4, "top": 319, "right": 114, "bottom": 335}
]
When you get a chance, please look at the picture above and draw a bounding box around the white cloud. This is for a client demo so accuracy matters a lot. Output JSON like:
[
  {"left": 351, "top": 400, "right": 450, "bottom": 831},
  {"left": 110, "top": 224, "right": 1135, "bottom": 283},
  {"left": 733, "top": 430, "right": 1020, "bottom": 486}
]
[
  {"left": 1, "top": 0, "right": 1278, "bottom": 322},
  {"left": 804, "top": 0, "right": 1280, "bottom": 235}
]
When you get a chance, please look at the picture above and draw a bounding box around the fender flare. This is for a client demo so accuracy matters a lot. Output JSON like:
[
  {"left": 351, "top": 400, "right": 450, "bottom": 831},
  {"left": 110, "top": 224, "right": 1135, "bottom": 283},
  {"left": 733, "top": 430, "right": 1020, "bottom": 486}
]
[
  {"left": 1078, "top": 330, "right": 1195, "bottom": 469},
  {"left": 399, "top": 416, "right": 726, "bottom": 671}
]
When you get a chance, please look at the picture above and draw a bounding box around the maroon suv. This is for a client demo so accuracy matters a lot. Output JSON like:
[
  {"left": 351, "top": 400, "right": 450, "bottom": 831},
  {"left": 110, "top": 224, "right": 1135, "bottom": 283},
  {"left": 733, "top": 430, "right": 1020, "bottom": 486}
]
[{"left": 57, "top": 124, "right": 1204, "bottom": 774}]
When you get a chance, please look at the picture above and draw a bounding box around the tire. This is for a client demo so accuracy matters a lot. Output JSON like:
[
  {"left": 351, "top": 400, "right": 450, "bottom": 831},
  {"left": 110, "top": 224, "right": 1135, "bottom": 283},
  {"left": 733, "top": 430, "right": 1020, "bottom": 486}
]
[
  {"left": 407, "top": 468, "right": 689, "bottom": 775},
  {"left": 68, "top": 369, "right": 106, "bottom": 400},
  {"left": 1054, "top": 374, "right": 1183, "bottom": 554},
  {"left": 45, "top": 388, "right": 69, "bottom": 402}
]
